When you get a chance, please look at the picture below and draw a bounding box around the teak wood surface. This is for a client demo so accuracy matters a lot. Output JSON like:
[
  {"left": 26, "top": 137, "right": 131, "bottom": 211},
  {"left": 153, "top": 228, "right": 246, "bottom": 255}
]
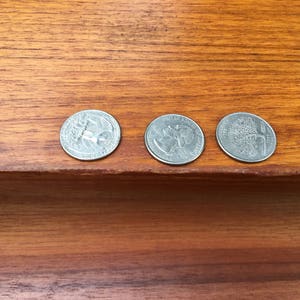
[{"left": 0, "top": 0, "right": 299, "bottom": 299}]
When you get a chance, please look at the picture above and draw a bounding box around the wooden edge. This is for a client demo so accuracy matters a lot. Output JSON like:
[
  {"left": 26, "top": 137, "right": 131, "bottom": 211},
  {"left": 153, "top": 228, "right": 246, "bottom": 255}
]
[{"left": 0, "top": 170, "right": 299, "bottom": 189}]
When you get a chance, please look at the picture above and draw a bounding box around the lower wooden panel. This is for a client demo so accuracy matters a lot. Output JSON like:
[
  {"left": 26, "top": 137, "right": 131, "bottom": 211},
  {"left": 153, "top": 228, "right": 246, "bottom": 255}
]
[{"left": 0, "top": 174, "right": 299, "bottom": 299}]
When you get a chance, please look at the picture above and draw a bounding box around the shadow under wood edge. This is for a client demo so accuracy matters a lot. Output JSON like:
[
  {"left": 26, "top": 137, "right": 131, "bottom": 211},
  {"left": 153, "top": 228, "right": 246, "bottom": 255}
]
[{"left": 0, "top": 171, "right": 299, "bottom": 201}]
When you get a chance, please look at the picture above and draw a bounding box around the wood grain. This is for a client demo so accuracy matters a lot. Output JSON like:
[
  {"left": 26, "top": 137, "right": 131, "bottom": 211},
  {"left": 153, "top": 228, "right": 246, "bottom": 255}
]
[
  {"left": 0, "top": 0, "right": 299, "bottom": 175},
  {"left": 0, "top": 0, "right": 300, "bottom": 299},
  {"left": 0, "top": 175, "right": 300, "bottom": 299}
]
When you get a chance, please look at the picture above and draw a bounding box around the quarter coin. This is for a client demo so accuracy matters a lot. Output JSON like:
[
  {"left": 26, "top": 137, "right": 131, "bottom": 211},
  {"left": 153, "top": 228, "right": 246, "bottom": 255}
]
[
  {"left": 145, "top": 114, "right": 205, "bottom": 165},
  {"left": 216, "top": 112, "right": 277, "bottom": 163},
  {"left": 60, "top": 109, "right": 121, "bottom": 161}
]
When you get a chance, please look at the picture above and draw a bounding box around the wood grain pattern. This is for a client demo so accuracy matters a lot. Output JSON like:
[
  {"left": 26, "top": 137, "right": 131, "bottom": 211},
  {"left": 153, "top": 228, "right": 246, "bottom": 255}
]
[
  {"left": 0, "top": 175, "right": 299, "bottom": 299},
  {"left": 0, "top": 0, "right": 300, "bottom": 299},
  {"left": 0, "top": 0, "right": 299, "bottom": 175}
]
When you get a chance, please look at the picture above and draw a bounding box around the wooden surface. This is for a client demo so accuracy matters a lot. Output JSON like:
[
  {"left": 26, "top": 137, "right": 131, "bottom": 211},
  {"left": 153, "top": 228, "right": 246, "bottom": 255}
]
[
  {"left": 0, "top": 175, "right": 299, "bottom": 299},
  {"left": 0, "top": 0, "right": 300, "bottom": 299},
  {"left": 0, "top": 0, "right": 299, "bottom": 175}
]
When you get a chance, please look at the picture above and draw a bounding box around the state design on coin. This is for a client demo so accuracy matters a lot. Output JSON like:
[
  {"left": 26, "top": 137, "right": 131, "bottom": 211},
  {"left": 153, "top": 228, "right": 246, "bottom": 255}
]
[
  {"left": 216, "top": 112, "right": 277, "bottom": 163},
  {"left": 145, "top": 114, "right": 205, "bottom": 165},
  {"left": 60, "top": 110, "right": 121, "bottom": 160}
]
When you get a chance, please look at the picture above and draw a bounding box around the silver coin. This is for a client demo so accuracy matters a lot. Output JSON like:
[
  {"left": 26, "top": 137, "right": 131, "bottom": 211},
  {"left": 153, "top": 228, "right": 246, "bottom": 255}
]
[
  {"left": 145, "top": 114, "right": 205, "bottom": 165},
  {"left": 216, "top": 112, "right": 277, "bottom": 163},
  {"left": 60, "top": 109, "right": 121, "bottom": 161}
]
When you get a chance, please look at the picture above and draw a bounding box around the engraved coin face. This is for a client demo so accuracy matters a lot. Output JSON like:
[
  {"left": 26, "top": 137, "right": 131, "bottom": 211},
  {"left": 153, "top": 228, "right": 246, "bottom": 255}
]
[
  {"left": 60, "top": 110, "right": 121, "bottom": 160},
  {"left": 216, "top": 112, "right": 277, "bottom": 163},
  {"left": 145, "top": 114, "right": 205, "bottom": 165}
]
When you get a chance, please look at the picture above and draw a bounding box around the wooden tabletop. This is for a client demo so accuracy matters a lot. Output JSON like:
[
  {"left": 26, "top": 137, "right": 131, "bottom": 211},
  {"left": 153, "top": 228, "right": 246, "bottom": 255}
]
[
  {"left": 0, "top": 0, "right": 299, "bottom": 299},
  {"left": 0, "top": 0, "right": 299, "bottom": 175}
]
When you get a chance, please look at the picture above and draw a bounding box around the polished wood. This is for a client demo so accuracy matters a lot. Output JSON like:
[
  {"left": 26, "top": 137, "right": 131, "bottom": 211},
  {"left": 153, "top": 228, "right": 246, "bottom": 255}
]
[
  {"left": 0, "top": 175, "right": 300, "bottom": 299},
  {"left": 0, "top": 0, "right": 299, "bottom": 299},
  {"left": 0, "top": 0, "right": 299, "bottom": 175}
]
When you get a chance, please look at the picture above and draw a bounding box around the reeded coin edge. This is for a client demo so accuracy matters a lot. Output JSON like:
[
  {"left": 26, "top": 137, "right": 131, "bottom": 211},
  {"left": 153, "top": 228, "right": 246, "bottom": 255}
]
[
  {"left": 60, "top": 109, "right": 122, "bottom": 161},
  {"left": 216, "top": 112, "right": 277, "bottom": 163},
  {"left": 144, "top": 114, "right": 205, "bottom": 165}
]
